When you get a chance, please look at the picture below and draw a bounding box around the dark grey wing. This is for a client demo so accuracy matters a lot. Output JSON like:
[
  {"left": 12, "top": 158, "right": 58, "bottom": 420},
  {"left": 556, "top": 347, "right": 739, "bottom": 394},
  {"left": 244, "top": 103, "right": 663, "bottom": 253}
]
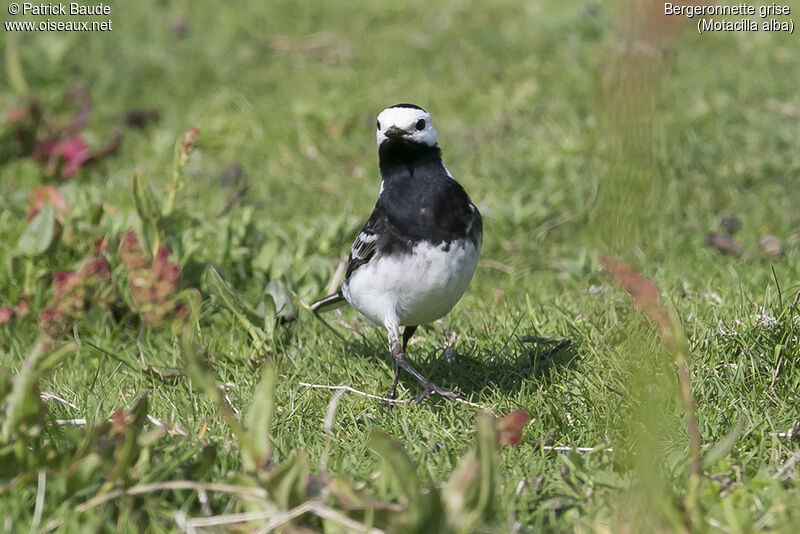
[
  {"left": 344, "top": 210, "right": 382, "bottom": 280},
  {"left": 311, "top": 212, "right": 382, "bottom": 311},
  {"left": 344, "top": 232, "right": 378, "bottom": 280}
]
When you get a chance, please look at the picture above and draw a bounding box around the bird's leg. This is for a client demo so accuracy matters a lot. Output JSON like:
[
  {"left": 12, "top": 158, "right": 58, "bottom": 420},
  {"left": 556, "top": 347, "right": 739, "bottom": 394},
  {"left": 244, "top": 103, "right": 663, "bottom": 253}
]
[
  {"left": 386, "top": 324, "right": 461, "bottom": 403},
  {"left": 386, "top": 325, "right": 418, "bottom": 400}
]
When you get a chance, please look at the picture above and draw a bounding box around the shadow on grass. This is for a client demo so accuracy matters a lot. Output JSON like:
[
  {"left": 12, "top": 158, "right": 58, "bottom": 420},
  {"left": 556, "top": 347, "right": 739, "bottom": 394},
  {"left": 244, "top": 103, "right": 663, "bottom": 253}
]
[{"left": 343, "top": 332, "right": 578, "bottom": 398}]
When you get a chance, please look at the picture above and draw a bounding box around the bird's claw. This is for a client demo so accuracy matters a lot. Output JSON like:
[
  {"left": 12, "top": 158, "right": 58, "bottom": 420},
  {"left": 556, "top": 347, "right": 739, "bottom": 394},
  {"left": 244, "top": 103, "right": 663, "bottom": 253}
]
[
  {"left": 381, "top": 387, "right": 398, "bottom": 409},
  {"left": 413, "top": 382, "right": 463, "bottom": 403}
]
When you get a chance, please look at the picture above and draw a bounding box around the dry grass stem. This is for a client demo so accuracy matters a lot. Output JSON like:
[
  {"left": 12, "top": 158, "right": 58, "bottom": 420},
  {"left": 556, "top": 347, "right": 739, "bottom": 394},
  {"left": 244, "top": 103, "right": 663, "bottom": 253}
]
[
  {"left": 298, "top": 381, "right": 490, "bottom": 411},
  {"left": 40, "top": 391, "right": 79, "bottom": 410},
  {"left": 540, "top": 445, "right": 614, "bottom": 453}
]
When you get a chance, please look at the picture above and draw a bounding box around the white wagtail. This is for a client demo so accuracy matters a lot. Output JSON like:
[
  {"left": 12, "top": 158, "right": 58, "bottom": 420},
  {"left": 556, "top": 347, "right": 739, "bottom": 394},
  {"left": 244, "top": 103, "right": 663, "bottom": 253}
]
[{"left": 311, "top": 103, "right": 482, "bottom": 401}]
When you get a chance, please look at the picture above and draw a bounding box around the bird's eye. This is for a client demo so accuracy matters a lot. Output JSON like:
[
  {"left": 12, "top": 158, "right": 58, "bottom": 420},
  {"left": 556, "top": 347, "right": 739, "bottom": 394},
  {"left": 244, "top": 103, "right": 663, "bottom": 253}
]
[
  {"left": 415, "top": 119, "right": 426, "bottom": 131},
  {"left": 376, "top": 120, "right": 381, "bottom": 130}
]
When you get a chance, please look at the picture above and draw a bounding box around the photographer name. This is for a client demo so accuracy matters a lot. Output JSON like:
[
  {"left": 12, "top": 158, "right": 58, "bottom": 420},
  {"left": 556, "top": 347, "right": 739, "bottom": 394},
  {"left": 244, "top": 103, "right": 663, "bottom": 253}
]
[{"left": 21, "top": 2, "right": 111, "bottom": 16}]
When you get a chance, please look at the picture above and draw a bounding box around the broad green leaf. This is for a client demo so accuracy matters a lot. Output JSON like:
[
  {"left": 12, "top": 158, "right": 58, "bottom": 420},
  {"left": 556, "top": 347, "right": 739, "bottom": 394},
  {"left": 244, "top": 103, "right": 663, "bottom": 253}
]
[
  {"left": 415, "top": 487, "right": 448, "bottom": 534},
  {"left": 242, "top": 364, "right": 275, "bottom": 472},
  {"left": 69, "top": 420, "right": 112, "bottom": 468},
  {"left": 253, "top": 239, "right": 280, "bottom": 273},
  {"left": 257, "top": 292, "right": 277, "bottom": 337},
  {"left": 203, "top": 266, "right": 267, "bottom": 347},
  {"left": 132, "top": 171, "right": 161, "bottom": 224},
  {"left": 1, "top": 340, "right": 44, "bottom": 443},
  {"left": 266, "top": 279, "right": 297, "bottom": 323},
  {"left": 2, "top": 339, "right": 79, "bottom": 442},
  {"left": 368, "top": 429, "right": 420, "bottom": 507},
  {"left": 186, "top": 444, "right": 218, "bottom": 478},
  {"left": 263, "top": 449, "right": 309, "bottom": 510},
  {"left": 328, "top": 477, "right": 401, "bottom": 512},
  {"left": 443, "top": 412, "right": 498, "bottom": 533},
  {"left": 443, "top": 448, "right": 479, "bottom": 531},
  {"left": 227, "top": 473, "right": 269, "bottom": 513},
  {"left": 137, "top": 425, "right": 166, "bottom": 448},
  {"left": 17, "top": 204, "right": 56, "bottom": 255},
  {"left": 327, "top": 477, "right": 418, "bottom": 534},
  {"left": 65, "top": 452, "right": 104, "bottom": 494},
  {"left": 703, "top": 417, "right": 745, "bottom": 468}
]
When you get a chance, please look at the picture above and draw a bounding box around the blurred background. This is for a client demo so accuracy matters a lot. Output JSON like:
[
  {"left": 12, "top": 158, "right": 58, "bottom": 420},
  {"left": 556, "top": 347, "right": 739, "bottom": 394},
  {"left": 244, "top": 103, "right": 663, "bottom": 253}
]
[{"left": 5, "top": 0, "right": 798, "bottom": 275}]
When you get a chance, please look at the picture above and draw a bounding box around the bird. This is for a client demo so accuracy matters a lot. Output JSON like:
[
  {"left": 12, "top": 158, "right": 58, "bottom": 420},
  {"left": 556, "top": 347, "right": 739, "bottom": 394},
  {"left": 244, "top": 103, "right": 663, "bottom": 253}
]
[{"left": 310, "top": 103, "right": 482, "bottom": 401}]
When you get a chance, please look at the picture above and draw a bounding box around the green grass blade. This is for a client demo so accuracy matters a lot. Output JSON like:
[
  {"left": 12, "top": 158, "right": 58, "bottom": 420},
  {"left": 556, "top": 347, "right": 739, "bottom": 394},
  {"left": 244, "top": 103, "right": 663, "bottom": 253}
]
[{"left": 242, "top": 363, "right": 275, "bottom": 472}]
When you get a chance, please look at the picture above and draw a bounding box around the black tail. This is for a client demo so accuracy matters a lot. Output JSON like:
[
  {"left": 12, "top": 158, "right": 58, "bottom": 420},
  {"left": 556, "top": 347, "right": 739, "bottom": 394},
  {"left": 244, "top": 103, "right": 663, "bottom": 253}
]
[{"left": 310, "top": 291, "right": 346, "bottom": 314}]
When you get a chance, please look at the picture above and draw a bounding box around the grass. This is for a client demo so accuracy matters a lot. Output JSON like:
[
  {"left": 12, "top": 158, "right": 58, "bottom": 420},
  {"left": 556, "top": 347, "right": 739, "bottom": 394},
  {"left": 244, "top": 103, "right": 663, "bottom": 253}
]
[{"left": 2, "top": 0, "right": 800, "bottom": 531}]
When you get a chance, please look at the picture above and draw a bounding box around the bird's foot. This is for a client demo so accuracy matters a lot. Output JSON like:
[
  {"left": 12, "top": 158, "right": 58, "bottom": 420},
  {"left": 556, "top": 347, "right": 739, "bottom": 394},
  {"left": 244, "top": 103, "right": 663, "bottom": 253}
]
[
  {"left": 381, "top": 385, "right": 398, "bottom": 409},
  {"left": 413, "top": 381, "right": 462, "bottom": 403}
]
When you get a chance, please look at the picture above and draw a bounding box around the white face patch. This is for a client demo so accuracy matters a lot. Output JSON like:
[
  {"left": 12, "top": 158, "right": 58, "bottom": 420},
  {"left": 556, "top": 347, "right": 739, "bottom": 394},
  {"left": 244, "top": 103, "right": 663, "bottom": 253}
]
[{"left": 376, "top": 106, "right": 439, "bottom": 147}]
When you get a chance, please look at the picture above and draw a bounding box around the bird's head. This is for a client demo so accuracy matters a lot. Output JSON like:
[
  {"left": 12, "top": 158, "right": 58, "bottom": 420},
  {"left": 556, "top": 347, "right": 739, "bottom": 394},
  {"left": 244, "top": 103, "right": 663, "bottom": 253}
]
[{"left": 376, "top": 104, "right": 438, "bottom": 148}]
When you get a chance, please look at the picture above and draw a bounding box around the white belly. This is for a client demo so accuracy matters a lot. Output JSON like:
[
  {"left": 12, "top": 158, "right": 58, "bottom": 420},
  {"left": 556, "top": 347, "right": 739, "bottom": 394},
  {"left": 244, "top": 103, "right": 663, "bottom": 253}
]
[{"left": 343, "top": 239, "right": 480, "bottom": 327}]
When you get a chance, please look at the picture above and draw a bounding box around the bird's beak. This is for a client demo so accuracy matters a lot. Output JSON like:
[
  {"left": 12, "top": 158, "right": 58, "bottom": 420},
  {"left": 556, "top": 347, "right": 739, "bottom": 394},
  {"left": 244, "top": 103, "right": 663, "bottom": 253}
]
[{"left": 384, "top": 126, "right": 406, "bottom": 140}]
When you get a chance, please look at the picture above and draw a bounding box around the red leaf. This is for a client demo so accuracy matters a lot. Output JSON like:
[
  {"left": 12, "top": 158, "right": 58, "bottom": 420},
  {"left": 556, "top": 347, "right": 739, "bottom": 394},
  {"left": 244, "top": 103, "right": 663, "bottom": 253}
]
[
  {"left": 155, "top": 246, "right": 169, "bottom": 263},
  {"left": 39, "top": 308, "right": 61, "bottom": 326},
  {"left": 599, "top": 255, "right": 673, "bottom": 344},
  {"left": 27, "top": 185, "right": 70, "bottom": 221},
  {"left": 51, "top": 271, "right": 75, "bottom": 293},
  {"left": 94, "top": 237, "right": 109, "bottom": 252},
  {"left": 14, "top": 297, "right": 28, "bottom": 314},
  {"left": 110, "top": 408, "right": 129, "bottom": 438},
  {"left": 84, "top": 258, "right": 111, "bottom": 278},
  {"left": 496, "top": 410, "right": 531, "bottom": 447},
  {"left": 120, "top": 231, "right": 140, "bottom": 251},
  {"left": 0, "top": 308, "right": 13, "bottom": 324},
  {"left": 118, "top": 231, "right": 183, "bottom": 326},
  {"left": 33, "top": 136, "right": 92, "bottom": 178},
  {"left": 182, "top": 125, "right": 200, "bottom": 153},
  {"left": 57, "top": 137, "right": 92, "bottom": 177}
]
